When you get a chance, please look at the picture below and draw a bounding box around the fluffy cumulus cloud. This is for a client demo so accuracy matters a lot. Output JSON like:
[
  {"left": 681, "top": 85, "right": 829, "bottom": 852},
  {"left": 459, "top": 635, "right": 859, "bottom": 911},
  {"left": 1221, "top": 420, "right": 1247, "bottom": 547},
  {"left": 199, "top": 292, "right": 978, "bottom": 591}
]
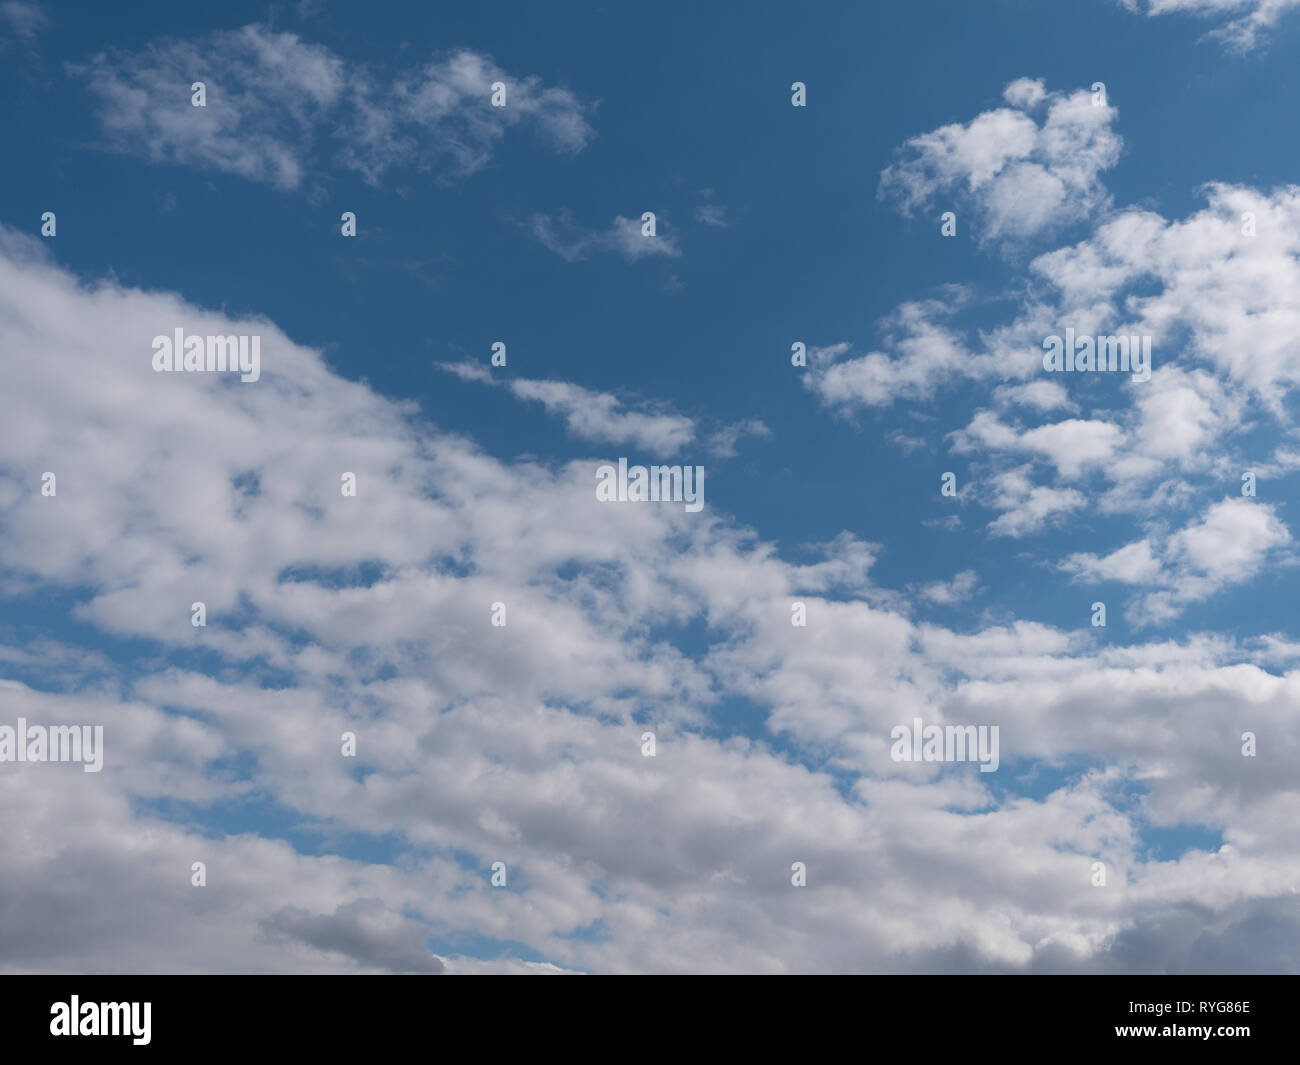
[
  {"left": 71, "top": 25, "right": 594, "bottom": 189},
  {"left": 945, "top": 182, "right": 1300, "bottom": 539},
  {"left": 1061, "top": 498, "right": 1292, "bottom": 624},
  {"left": 802, "top": 294, "right": 994, "bottom": 412},
  {"left": 810, "top": 75, "right": 1300, "bottom": 601},
  {"left": 878, "top": 79, "right": 1121, "bottom": 246},
  {"left": 784, "top": 76, "right": 1300, "bottom": 906},
  {"left": 3, "top": 225, "right": 1300, "bottom": 973}
]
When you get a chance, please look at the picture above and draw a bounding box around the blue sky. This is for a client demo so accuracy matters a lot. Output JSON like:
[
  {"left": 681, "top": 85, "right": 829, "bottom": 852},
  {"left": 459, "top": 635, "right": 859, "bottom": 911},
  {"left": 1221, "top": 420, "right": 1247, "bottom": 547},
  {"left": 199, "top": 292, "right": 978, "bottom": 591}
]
[{"left": 1, "top": 0, "right": 1299, "bottom": 974}]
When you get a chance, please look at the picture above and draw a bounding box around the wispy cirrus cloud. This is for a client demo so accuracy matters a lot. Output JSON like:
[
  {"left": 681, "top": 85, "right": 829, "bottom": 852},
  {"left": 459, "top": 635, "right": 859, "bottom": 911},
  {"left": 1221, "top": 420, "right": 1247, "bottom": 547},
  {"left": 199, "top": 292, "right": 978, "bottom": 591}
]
[
  {"left": 1118, "top": 0, "right": 1300, "bottom": 50},
  {"left": 70, "top": 25, "right": 594, "bottom": 189},
  {"left": 527, "top": 210, "right": 680, "bottom": 262},
  {"left": 694, "top": 202, "right": 729, "bottom": 227},
  {"left": 438, "top": 359, "right": 695, "bottom": 450},
  {"left": 0, "top": 0, "right": 47, "bottom": 42},
  {"left": 437, "top": 359, "right": 766, "bottom": 456}
]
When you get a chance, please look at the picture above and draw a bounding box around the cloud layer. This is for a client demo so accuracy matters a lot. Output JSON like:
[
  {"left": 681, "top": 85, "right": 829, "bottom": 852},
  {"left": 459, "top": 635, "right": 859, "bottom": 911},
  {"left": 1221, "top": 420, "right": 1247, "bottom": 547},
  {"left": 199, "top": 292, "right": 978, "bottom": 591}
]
[{"left": 2, "top": 224, "right": 1298, "bottom": 973}]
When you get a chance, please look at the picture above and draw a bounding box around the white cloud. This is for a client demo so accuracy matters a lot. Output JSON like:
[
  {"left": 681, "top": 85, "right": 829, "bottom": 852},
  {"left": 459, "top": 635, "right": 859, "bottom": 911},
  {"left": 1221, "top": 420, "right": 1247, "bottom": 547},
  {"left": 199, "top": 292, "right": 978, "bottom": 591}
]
[
  {"left": 986, "top": 467, "right": 1087, "bottom": 537},
  {"left": 529, "top": 211, "right": 680, "bottom": 262},
  {"left": 389, "top": 50, "right": 594, "bottom": 178},
  {"left": 1166, "top": 497, "right": 1290, "bottom": 580},
  {"left": 879, "top": 80, "right": 1121, "bottom": 246},
  {"left": 1131, "top": 367, "right": 1244, "bottom": 466},
  {"left": 72, "top": 28, "right": 594, "bottom": 189},
  {"left": 1002, "top": 76, "right": 1048, "bottom": 110},
  {"left": 506, "top": 377, "right": 695, "bottom": 451},
  {"left": 919, "top": 569, "right": 980, "bottom": 605},
  {"left": 1019, "top": 419, "right": 1128, "bottom": 479},
  {"left": 1031, "top": 186, "right": 1300, "bottom": 406},
  {"left": 3, "top": 228, "right": 1300, "bottom": 974},
  {"left": 437, "top": 360, "right": 767, "bottom": 458},
  {"left": 436, "top": 361, "right": 696, "bottom": 451},
  {"left": 694, "top": 203, "right": 729, "bottom": 227},
  {"left": 707, "top": 418, "right": 771, "bottom": 458},
  {"left": 952, "top": 412, "right": 1126, "bottom": 480},
  {"left": 1062, "top": 539, "right": 1164, "bottom": 583},
  {"left": 828, "top": 173, "right": 1300, "bottom": 547},
  {"left": 803, "top": 296, "right": 993, "bottom": 411},
  {"left": 0, "top": 1, "right": 47, "bottom": 42},
  {"left": 1119, "top": 0, "right": 1300, "bottom": 50},
  {"left": 1062, "top": 498, "right": 1291, "bottom": 623},
  {"left": 994, "top": 380, "right": 1078, "bottom": 413}
]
